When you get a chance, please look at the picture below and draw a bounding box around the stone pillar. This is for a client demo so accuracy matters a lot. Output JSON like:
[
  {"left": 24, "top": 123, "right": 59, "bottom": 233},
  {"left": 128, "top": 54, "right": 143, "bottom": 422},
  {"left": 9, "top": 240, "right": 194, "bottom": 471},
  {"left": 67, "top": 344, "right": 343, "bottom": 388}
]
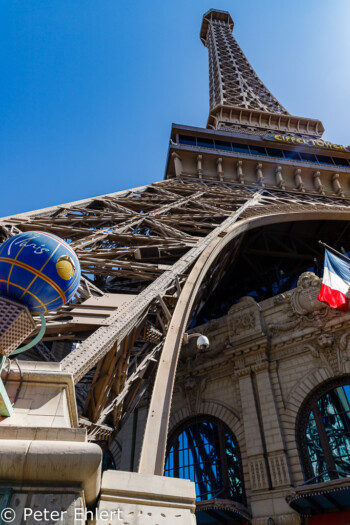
[
  {"left": 275, "top": 166, "right": 285, "bottom": 190},
  {"left": 237, "top": 369, "right": 270, "bottom": 491},
  {"left": 171, "top": 152, "right": 183, "bottom": 177},
  {"left": 227, "top": 297, "right": 300, "bottom": 525},
  {"left": 0, "top": 361, "right": 102, "bottom": 524},
  {"left": 228, "top": 297, "right": 271, "bottom": 493},
  {"left": 254, "top": 363, "right": 291, "bottom": 486},
  {"left": 256, "top": 163, "right": 264, "bottom": 186}
]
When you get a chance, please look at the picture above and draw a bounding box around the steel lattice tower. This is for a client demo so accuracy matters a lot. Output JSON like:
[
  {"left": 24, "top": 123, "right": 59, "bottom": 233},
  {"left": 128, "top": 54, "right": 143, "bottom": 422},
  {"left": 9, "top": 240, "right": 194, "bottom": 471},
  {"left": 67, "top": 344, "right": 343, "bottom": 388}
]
[
  {"left": 1, "top": 8, "right": 350, "bottom": 486},
  {"left": 201, "top": 10, "right": 288, "bottom": 114}
]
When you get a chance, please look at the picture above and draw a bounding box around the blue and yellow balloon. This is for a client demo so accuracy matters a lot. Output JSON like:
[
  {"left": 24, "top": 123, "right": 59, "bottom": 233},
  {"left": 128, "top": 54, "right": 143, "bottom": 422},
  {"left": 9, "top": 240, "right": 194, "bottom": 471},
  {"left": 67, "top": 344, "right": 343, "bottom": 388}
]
[
  {"left": 0, "top": 232, "right": 81, "bottom": 416},
  {"left": 0, "top": 231, "right": 81, "bottom": 314}
]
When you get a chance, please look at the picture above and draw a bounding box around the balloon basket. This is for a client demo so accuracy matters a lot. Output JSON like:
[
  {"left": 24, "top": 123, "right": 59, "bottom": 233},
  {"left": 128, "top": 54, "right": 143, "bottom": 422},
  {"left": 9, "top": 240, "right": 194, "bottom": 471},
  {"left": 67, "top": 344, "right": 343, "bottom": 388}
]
[{"left": 0, "top": 296, "right": 36, "bottom": 357}]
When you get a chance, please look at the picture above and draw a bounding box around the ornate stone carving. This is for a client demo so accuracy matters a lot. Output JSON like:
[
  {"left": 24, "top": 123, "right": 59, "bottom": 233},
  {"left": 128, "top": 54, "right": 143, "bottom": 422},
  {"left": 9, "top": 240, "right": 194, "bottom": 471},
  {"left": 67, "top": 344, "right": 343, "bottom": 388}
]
[
  {"left": 248, "top": 457, "right": 269, "bottom": 490},
  {"left": 179, "top": 375, "right": 207, "bottom": 414},
  {"left": 339, "top": 333, "right": 350, "bottom": 373},
  {"left": 252, "top": 361, "right": 268, "bottom": 373},
  {"left": 303, "top": 343, "right": 320, "bottom": 359},
  {"left": 273, "top": 293, "right": 288, "bottom": 305},
  {"left": 228, "top": 296, "right": 264, "bottom": 344},
  {"left": 233, "top": 348, "right": 268, "bottom": 375},
  {"left": 319, "top": 337, "right": 339, "bottom": 374},
  {"left": 269, "top": 272, "right": 339, "bottom": 335},
  {"left": 268, "top": 317, "right": 302, "bottom": 335},
  {"left": 231, "top": 312, "right": 255, "bottom": 335},
  {"left": 303, "top": 334, "right": 340, "bottom": 374},
  {"left": 289, "top": 272, "right": 327, "bottom": 323},
  {"left": 317, "top": 333, "right": 334, "bottom": 348},
  {"left": 268, "top": 453, "right": 290, "bottom": 487}
]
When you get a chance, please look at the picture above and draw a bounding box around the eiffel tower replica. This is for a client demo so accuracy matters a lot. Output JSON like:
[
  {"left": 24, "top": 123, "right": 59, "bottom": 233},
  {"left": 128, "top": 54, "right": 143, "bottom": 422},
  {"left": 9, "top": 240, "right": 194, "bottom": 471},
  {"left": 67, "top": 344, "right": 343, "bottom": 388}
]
[{"left": 1, "top": 8, "right": 350, "bottom": 524}]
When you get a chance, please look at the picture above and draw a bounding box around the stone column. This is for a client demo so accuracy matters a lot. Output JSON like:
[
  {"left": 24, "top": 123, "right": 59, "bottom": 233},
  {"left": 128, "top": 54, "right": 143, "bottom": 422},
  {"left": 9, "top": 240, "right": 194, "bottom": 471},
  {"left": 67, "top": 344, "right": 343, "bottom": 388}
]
[
  {"left": 0, "top": 361, "right": 102, "bottom": 524},
  {"left": 227, "top": 297, "right": 300, "bottom": 525},
  {"left": 237, "top": 368, "right": 270, "bottom": 491},
  {"left": 254, "top": 363, "right": 291, "bottom": 487},
  {"left": 249, "top": 361, "right": 301, "bottom": 525}
]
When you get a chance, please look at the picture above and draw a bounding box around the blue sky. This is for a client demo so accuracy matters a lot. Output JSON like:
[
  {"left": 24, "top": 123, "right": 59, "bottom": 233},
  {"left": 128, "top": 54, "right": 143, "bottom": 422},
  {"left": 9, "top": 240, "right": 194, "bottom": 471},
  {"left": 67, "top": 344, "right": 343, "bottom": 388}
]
[{"left": 1, "top": 0, "right": 350, "bottom": 216}]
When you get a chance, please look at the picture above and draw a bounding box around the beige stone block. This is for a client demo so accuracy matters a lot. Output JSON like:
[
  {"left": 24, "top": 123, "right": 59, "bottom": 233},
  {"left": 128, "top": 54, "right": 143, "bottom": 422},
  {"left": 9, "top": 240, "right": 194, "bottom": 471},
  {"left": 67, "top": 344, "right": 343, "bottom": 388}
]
[
  {"left": 52, "top": 416, "right": 70, "bottom": 428},
  {"left": 0, "top": 361, "right": 78, "bottom": 427},
  {"left": 0, "top": 426, "right": 86, "bottom": 442},
  {"left": 54, "top": 391, "right": 68, "bottom": 417},
  {"left": 29, "top": 392, "right": 62, "bottom": 416},
  {"left": 11, "top": 398, "right": 32, "bottom": 413},
  {"left": 97, "top": 471, "right": 196, "bottom": 525},
  {"left": 0, "top": 440, "right": 101, "bottom": 505},
  {"left": 9, "top": 493, "right": 28, "bottom": 525}
]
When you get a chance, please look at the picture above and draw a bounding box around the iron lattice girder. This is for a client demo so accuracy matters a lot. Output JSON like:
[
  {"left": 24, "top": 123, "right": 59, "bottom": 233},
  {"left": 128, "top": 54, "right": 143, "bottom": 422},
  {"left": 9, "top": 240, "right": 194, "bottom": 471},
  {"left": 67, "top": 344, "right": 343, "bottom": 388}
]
[
  {"left": 201, "top": 9, "right": 288, "bottom": 114},
  {"left": 60, "top": 187, "right": 262, "bottom": 383},
  {"left": 2, "top": 179, "right": 350, "bottom": 430},
  {"left": 199, "top": 10, "right": 323, "bottom": 136}
]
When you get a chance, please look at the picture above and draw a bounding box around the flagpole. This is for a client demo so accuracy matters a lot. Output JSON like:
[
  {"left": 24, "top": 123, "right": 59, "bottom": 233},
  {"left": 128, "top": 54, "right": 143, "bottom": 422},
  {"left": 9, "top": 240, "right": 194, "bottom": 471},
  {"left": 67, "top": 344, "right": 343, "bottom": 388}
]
[{"left": 318, "top": 240, "right": 350, "bottom": 264}]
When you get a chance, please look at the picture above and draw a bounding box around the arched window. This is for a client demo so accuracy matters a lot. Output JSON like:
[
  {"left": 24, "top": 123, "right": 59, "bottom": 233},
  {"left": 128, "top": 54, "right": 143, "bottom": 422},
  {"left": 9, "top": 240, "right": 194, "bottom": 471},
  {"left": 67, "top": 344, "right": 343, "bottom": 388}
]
[
  {"left": 164, "top": 416, "right": 245, "bottom": 503},
  {"left": 297, "top": 377, "right": 350, "bottom": 483}
]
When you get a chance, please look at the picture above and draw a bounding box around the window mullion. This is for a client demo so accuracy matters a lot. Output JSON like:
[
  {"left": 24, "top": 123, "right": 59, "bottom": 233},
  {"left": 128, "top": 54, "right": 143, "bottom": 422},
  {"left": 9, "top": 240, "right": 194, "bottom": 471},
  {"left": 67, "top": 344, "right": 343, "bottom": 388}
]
[
  {"left": 174, "top": 437, "right": 179, "bottom": 478},
  {"left": 218, "top": 422, "right": 230, "bottom": 499},
  {"left": 314, "top": 402, "right": 337, "bottom": 479}
]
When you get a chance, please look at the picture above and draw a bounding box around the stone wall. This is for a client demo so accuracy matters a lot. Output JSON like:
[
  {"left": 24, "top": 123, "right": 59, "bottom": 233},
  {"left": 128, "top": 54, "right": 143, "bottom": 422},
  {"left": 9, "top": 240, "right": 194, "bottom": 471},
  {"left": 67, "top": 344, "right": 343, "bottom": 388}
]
[{"left": 117, "top": 272, "right": 350, "bottom": 524}]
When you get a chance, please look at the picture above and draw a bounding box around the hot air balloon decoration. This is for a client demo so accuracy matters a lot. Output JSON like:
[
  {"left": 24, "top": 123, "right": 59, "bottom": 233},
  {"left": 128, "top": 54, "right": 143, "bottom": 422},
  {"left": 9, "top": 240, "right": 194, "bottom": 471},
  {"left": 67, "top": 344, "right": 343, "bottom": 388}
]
[{"left": 0, "top": 231, "right": 81, "bottom": 415}]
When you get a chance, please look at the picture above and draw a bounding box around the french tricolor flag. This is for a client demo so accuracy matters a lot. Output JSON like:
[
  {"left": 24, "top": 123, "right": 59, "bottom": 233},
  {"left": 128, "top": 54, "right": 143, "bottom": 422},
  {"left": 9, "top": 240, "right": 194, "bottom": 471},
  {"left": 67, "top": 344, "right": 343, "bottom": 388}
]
[{"left": 318, "top": 249, "right": 350, "bottom": 311}]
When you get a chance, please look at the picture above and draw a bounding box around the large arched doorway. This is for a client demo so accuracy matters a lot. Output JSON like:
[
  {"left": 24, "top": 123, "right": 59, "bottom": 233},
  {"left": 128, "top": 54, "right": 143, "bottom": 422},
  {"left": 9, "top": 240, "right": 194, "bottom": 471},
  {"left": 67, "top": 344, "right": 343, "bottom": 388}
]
[
  {"left": 165, "top": 415, "right": 245, "bottom": 503},
  {"left": 165, "top": 415, "right": 249, "bottom": 523}
]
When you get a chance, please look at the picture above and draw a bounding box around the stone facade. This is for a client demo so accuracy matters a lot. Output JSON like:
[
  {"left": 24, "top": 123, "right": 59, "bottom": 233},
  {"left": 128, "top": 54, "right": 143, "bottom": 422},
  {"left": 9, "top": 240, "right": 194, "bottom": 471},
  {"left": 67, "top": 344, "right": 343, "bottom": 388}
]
[
  {"left": 116, "top": 272, "right": 350, "bottom": 524},
  {"left": 0, "top": 362, "right": 102, "bottom": 524}
]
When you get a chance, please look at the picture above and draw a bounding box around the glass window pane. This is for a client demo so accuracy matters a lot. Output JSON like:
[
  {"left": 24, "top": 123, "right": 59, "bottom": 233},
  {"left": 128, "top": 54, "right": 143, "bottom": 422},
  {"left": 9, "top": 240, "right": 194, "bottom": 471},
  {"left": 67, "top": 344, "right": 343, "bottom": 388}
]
[
  {"left": 215, "top": 140, "right": 232, "bottom": 151},
  {"left": 266, "top": 147, "right": 284, "bottom": 158},
  {"left": 232, "top": 142, "right": 249, "bottom": 153},
  {"left": 299, "top": 152, "right": 317, "bottom": 162},
  {"left": 333, "top": 157, "right": 349, "bottom": 167},
  {"left": 283, "top": 150, "right": 301, "bottom": 160},
  {"left": 316, "top": 154, "right": 334, "bottom": 165},
  {"left": 303, "top": 379, "right": 350, "bottom": 483},
  {"left": 249, "top": 145, "right": 267, "bottom": 156},
  {"left": 164, "top": 417, "right": 244, "bottom": 503},
  {"left": 197, "top": 138, "right": 215, "bottom": 149},
  {"left": 178, "top": 135, "right": 196, "bottom": 146}
]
